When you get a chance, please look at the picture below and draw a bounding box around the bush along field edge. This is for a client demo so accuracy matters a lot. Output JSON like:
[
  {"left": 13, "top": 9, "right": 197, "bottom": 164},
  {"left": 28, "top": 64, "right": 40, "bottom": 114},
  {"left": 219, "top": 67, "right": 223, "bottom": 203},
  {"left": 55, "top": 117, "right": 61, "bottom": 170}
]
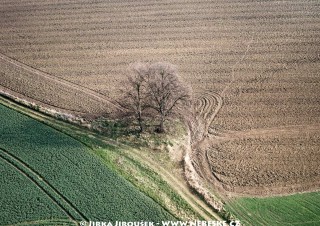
[{"left": 0, "top": 93, "right": 224, "bottom": 221}]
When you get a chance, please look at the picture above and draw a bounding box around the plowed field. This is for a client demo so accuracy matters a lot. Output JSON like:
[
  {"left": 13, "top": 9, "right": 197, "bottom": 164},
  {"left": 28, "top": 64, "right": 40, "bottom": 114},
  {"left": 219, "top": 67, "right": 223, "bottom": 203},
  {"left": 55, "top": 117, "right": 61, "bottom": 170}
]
[{"left": 1, "top": 0, "right": 319, "bottom": 197}]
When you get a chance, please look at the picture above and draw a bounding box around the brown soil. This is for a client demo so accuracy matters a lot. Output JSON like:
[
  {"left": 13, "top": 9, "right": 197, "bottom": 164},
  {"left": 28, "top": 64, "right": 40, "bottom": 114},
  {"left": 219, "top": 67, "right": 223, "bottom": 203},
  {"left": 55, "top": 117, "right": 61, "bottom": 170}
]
[
  {"left": 1, "top": 0, "right": 319, "bottom": 201},
  {"left": 206, "top": 125, "right": 320, "bottom": 196},
  {"left": 190, "top": 90, "right": 320, "bottom": 197},
  {"left": 0, "top": 52, "right": 124, "bottom": 117}
]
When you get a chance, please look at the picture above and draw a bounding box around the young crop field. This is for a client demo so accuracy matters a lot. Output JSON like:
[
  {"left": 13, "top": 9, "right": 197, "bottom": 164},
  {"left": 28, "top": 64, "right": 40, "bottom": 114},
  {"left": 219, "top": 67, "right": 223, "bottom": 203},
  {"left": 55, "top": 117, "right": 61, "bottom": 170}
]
[
  {"left": 226, "top": 192, "right": 320, "bottom": 226},
  {"left": 0, "top": 103, "right": 174, "bottom": 225},
  {"left": 0, "top": 157, "right": 74, "bottom": 225}
]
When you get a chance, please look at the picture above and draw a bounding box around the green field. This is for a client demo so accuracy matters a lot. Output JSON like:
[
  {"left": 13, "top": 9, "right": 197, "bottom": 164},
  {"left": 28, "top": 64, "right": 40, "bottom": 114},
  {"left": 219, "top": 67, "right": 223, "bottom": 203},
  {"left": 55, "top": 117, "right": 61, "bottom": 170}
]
[
  {"left": 226, "top": 192, "right": 320, "bottom": 226},
  {"left": 0, "top": 157, "right": 74, "bottom": 225},
  {"left": 0, "top": 103, "right": 174, "bottom": 225}
]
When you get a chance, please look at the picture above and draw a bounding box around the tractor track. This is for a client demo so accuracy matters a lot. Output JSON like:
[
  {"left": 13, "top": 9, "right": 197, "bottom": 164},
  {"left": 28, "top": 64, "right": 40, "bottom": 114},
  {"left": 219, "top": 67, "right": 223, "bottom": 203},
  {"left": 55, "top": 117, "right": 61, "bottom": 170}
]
[
  {"left": 0, "top": 96, "right": 222, "bottom": 221},
  {"left": 193, "top": 91, "right": 223, "bottom": 140},
  {"left": 0, "top": 147, "right": 87, "bottom": 222},
  {"left": 6, "top": 219, "right": 76, "bottom": 226},
  {"left": 0, "top": 52, "right": 124, "bottom": 112},
  {"left": 189, "top": 36, "right": 258, "bottom": 197}
]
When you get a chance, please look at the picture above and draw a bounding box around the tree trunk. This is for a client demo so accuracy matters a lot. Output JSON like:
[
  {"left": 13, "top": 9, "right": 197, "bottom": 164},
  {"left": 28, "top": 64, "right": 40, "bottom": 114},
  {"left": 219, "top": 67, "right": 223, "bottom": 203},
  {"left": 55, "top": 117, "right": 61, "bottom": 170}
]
[
  {"left": 158, "top": 117, "right": 165, "bottom": 133},
  {"left": 138, "top": 118, "right": 143, "bottom": 133},
  {"left": 137, "top": 111, "right": 143, "bottom": 133}
]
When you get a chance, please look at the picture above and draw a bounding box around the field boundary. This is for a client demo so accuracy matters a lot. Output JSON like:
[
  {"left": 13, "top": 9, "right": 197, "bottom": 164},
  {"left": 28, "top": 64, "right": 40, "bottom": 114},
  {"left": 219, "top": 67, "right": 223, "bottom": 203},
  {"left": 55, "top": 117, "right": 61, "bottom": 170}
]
[
  {"left": 0, "top": 96, "right": 224, "bottom": 221},
  {"left": 0, "top": 84, "right": 87, "bottom": 115},
  {"left": 0, "top": 89, "right": 88, "bottom": 125},
  {"left": 0, "top": 52, "right": 124, "bottom": 112},
  {"left": 187, "top": 91, "right": 227, "bottom": 214}
]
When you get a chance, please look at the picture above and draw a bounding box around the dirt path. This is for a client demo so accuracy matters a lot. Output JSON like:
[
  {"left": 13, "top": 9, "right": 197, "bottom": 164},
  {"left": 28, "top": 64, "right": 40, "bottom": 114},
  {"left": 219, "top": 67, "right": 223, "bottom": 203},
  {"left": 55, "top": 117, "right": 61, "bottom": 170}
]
[
  {"left": 0, "top": 147, "right": 86, "bottom": 222},
  {"left": 0, "top": 52, "right": 124, "bottom": 112},
  {"left": 120, "top": 146, "right": 223, "bottom": 221},
  {"left": 0, "top": 96, "right": 222, "bottom": 221},
  {"left": 191, "top": 91, "right": 223, "bottom": 178}
]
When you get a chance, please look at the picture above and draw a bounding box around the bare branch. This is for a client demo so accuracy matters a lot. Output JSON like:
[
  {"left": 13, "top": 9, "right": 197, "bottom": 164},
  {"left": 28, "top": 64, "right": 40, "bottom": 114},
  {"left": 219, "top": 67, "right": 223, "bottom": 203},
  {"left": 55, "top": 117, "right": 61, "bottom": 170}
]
[
  {"left": 145, "top": 62, "right": 192, "bottom": 132},
  {"left": 120, "top": 61, "right": 192, "bottom": 133}
]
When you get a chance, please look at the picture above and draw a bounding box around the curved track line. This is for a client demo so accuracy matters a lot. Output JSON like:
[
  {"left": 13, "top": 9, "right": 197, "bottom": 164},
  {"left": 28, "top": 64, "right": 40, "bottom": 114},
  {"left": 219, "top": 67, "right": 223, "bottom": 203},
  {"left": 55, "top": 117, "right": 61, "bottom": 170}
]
[
  {"left": 192, "top": 36, "right": 255, "bottom": 189},
  {"left": 0, "top": 97, "right": 223, "bottom": 221},
  {"left": 191, "top": 91, "right": 223, "bottom": 177},
  {"left": 193, "top": 91, "right": 223, "bottom": 138},
  {"left": 0, "top": 147, "right": 87, "bottom": 221},
  {"left": 185, "top": 91, "right": 226, "bottom": 214},
  {"left": 0, "top": 52, "right": 124, "bottom": 112}
]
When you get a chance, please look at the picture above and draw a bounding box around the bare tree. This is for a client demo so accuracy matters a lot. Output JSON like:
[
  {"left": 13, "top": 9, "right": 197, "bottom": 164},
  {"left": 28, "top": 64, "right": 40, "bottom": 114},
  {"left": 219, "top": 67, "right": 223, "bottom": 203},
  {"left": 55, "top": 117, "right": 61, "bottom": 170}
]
[
  {"left": 120, "top": 62, "right": 149, "bottom": 133},
  {"left": 146, "top": 62, "right": 192, "bottom": 133},
  {"left": 121, "top": 62, "right": 192, "bottom": 133}
]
